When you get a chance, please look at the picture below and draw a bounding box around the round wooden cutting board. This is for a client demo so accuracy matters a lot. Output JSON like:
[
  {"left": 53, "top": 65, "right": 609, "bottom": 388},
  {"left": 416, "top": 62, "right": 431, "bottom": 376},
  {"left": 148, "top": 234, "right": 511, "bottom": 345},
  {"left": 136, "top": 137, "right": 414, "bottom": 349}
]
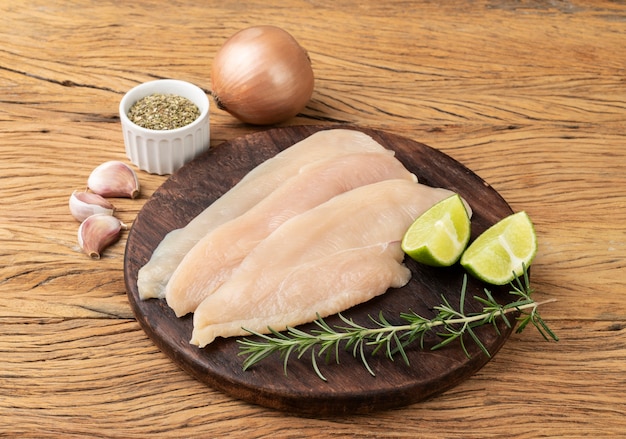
[{"left": 124, "top": 125, "right": 516, "bottom": 416}]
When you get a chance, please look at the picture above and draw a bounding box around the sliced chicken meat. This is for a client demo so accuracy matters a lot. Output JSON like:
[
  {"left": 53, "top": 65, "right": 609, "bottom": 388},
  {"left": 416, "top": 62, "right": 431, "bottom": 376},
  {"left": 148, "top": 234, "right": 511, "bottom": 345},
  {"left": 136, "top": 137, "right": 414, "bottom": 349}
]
[
  {"left": 191, "top": 179, "right": 459, "bottom": 347},
  {"left": 137, "top": 129, "right": 390, "bottom": 300},
  {"left": 165, "top": 151, "right": 417, "bottom": 317}
]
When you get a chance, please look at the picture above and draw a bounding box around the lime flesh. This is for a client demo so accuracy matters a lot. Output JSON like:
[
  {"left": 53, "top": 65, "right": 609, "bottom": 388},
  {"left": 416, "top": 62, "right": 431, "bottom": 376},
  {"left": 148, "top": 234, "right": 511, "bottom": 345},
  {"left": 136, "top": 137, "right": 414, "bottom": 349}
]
[
  {"left": 401, "top": 194, "right": 471, "bottom": 267},
  {"left": 460, "top": 211, "right": 537, "bottom": 285}
]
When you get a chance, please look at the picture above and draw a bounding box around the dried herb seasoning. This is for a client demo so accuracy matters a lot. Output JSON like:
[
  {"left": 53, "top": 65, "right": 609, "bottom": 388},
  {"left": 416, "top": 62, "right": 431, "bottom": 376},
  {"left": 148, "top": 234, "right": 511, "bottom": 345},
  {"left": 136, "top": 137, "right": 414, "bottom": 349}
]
[{"left": 128, "top": 93, "right": 200, "bottom": 130}]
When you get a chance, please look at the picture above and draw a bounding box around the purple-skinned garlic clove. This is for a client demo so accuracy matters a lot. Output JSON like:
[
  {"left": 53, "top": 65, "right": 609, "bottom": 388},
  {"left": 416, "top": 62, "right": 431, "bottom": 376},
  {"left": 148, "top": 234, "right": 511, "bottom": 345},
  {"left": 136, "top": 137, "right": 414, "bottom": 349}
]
[
  {"left": 78, "top": 213, "right": 128, "bottom": 259},
  {"left": 87, "top": 161, "right": 140, "bottom": 199},
  {"left": 69, "top": 190, "right": 116, "bottom": 222}
]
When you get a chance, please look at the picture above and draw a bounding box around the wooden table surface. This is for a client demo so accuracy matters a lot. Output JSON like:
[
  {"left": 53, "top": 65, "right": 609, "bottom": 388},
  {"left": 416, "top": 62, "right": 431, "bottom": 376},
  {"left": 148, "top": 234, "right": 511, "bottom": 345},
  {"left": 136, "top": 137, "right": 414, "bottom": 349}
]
[{"left": 1, "top": 0, "right": 625, "bottom": 437}]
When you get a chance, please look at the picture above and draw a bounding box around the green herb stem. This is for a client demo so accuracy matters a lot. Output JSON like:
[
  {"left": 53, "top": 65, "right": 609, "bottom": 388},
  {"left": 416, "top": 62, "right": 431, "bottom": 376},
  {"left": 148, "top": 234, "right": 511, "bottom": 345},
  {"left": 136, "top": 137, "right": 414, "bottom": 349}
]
[{"left": 237, "top": 269, "right": 558, "bottom": 381}]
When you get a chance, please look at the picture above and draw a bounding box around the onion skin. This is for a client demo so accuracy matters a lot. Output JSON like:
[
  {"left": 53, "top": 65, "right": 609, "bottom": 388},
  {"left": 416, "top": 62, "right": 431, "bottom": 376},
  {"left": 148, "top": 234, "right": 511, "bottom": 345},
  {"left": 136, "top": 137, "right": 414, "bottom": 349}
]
[{"left": 211, "top": 25, "right": 315, "bottom": 125}]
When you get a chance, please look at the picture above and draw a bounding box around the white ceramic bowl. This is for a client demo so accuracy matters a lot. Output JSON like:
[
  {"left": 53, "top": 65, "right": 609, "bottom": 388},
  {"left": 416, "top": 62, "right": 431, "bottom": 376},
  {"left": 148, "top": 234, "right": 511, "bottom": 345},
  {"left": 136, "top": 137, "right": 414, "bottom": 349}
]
[{"left": 119, "top": 79, "right": 210, "bottom": 175}]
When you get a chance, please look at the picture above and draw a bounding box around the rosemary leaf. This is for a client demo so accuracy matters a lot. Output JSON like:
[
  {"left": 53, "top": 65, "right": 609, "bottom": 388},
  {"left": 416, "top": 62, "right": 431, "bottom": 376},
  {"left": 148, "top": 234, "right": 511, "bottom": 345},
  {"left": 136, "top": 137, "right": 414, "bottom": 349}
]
[{"left": 237, "top": 267, "right": 558, "bottom": 380}]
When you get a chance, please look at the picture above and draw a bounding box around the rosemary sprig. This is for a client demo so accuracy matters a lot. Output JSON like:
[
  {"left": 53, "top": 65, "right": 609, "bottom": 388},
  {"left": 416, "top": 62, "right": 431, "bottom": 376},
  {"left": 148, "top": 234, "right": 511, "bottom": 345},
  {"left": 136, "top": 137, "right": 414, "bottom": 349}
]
[{"left": 237, "top": 268, "right": 558, "bottom": 381}]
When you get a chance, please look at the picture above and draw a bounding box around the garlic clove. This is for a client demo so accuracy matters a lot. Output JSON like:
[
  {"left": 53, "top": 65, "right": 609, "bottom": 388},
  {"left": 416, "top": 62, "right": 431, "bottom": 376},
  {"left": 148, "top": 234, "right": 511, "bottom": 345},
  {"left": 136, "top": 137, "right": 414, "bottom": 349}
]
[
  {"left": 78, "top": 213, "right": 128, "bottom": 259},
  {"left": 87, "top": 161, "right": 140, "bottom": 199},
  {"left": 69, "top": 190, "right": 115, "bottom": 222}
]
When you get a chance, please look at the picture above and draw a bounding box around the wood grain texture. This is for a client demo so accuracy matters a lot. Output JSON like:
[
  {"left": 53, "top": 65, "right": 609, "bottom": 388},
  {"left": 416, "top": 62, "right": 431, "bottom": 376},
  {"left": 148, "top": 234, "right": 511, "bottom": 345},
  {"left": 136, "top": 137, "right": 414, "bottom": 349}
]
[{"left": 1, "top": 0, "right": 625, "bottom": 436}]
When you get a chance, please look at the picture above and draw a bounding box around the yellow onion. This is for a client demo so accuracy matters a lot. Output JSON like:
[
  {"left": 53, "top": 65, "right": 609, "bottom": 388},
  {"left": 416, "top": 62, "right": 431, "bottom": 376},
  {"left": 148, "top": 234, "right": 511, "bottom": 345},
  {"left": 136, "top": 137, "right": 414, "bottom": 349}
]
[{"left": 211, "top": 25, "right": 315, "bottom": 125}]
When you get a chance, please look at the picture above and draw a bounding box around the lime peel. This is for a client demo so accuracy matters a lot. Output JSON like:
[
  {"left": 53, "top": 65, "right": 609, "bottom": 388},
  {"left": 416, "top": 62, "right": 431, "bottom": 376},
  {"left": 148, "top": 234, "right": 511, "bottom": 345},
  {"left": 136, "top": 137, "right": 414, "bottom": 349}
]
[
  {"left": 460, "top": 211, "right": 537, "bottom": 285},
  {"left": 401, "top": 194, "right": 471, "bottom": 267}
]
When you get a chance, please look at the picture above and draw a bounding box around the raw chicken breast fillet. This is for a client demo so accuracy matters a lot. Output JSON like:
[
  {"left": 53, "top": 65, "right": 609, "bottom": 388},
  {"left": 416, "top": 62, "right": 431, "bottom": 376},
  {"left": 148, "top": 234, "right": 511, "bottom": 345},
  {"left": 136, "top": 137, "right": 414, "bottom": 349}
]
[
  {"left": 165, "top": 151, "right": 417, "bottom": 317},
  {"left": 191, "top": 179, "right": 459, "bottom": 347},
  {"left": 137, "top": 129, "right": 389, "bottom": 300}
]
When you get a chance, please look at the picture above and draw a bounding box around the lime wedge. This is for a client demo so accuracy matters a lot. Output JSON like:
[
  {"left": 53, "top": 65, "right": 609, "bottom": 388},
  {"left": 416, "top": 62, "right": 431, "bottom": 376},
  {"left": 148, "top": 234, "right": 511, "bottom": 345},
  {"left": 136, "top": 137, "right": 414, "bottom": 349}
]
[
  {"left": 460, "top": 211, "right": 537, "bottom": 285},
  {"left": 401, "top": 194, "right": 471, "bottom": 267}
]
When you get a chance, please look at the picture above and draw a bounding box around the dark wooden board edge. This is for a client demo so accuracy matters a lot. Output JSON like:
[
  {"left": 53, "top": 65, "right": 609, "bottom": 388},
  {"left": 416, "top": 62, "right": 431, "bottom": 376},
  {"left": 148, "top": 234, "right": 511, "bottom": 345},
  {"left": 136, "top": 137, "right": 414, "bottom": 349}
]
[{"left": 124, "top": 125, "right": 516, "bottom": 416}]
